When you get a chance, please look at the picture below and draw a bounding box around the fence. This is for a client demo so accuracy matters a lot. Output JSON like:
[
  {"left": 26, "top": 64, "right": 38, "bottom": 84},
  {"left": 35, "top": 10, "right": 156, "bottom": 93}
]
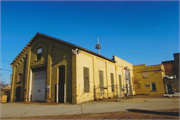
[{"left": 94, "top": 84, "right": 133, "bottom": 102}]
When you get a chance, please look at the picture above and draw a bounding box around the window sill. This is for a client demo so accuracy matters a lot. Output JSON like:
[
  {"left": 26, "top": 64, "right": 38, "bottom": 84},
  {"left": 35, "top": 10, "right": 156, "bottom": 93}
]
[
  {"left": 16, "top": 82, "right": 21, "bottom": 84},
  {"left": 84, "top": 92, "right": 90, "bottom": 94},
  {"left": 35, "top": 59, "right": 41, "bottom": 62},
  {"left": 151, "top": 90, "right": 157, "bottom": 92}
]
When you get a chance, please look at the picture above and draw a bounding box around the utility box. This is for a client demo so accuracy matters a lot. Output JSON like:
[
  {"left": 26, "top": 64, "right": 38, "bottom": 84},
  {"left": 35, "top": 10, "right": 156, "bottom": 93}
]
[{"left": 1, "top": 95, "right": 7, "bottom": 103}]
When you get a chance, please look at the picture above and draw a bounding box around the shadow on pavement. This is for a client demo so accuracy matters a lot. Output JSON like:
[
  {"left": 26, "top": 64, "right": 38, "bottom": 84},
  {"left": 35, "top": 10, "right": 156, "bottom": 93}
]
[{"left": 126, "top": 109, "right": 179, "bottom": 117}]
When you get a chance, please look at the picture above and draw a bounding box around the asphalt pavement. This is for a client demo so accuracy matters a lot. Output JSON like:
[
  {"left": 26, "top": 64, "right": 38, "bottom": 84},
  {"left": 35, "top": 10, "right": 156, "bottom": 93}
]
[{"left": 0, "top": 98, "right": 179, "bottom": 118}]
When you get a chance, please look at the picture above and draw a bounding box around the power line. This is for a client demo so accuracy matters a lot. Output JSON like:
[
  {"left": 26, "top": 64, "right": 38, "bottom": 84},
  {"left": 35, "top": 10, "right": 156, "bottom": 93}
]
[
  {"left": 0, "top": 69, "right": 12, "bottom": 71},
  {"left": 0, "top": 60, "right": 10, "bottom": 64}
]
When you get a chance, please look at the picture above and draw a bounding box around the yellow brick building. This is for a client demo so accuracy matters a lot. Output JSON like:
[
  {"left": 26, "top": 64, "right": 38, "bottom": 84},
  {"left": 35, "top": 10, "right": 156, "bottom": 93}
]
[
  {"left": 10, "top": 33, "right": 135, "bottom": 104},
  {"left": 133, "top": 64, "right": 165, "bottom": 95}
]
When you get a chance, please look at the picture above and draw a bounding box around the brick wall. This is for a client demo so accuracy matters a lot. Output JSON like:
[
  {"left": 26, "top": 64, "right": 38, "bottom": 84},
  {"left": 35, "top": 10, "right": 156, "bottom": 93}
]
[
  {"left": 162, "top": 53, "right": 179, "bottom": 78},
  {"left": 173, "top": 53, "right": 179, "bottom": 77},
  {"left": 162, "top": 61, "right": 175, "bottom": 76}
]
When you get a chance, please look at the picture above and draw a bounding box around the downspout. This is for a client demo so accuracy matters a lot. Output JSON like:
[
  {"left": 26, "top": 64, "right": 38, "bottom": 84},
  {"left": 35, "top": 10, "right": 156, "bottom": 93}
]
[
  {"left": 93, "top": 56, "right": 96, "bottom": 101},
  {"left": 105, "top": 61, "right": 108, "bottom": 98},
  {"left": 115, "top": 62, "right": 118, "bottom": 101}
]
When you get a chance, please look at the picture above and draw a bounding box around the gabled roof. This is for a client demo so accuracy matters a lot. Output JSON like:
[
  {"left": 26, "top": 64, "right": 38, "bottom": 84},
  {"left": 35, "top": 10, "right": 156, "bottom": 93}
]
[{"left": 11, "top": 33, "right": 115, "bottom": 65}]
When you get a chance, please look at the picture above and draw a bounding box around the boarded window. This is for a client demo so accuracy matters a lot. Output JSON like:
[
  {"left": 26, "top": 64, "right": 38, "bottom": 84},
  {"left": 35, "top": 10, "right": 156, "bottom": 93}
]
[
  {"left": 37, "top": 48, "right": 42, "bottom": 60},
  {"left": 17, "top": 74, "right": 22, "bottom": 83},
  {"left": 111, "top": 73, "right": 114, "bottom": 92},
  {"left": 84, "top": 67, "right": 89, "bottom": 93},
  {"left": 142, "top": 69, "right": 148, "bottom": 78},
  {"left": 99, "top": 70, "right": 104, "bottom": 92},
  {"left": 151, "top": 82, "right": 156, "bottom": 91},
  {"left": 137, "top": 83, "right": 141, "bottom": 89}
]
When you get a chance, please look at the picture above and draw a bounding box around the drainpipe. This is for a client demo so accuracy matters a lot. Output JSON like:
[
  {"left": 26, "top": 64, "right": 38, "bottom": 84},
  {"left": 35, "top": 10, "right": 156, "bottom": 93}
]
[
  {"left": 105, "top": 61, "right": 108, "bottom": 98},
  {"left": 56, "top": 84, "right": 58, "bottom": 103},
  {"left": 64, "top": 84, "right": 66, "bottom": 103}
]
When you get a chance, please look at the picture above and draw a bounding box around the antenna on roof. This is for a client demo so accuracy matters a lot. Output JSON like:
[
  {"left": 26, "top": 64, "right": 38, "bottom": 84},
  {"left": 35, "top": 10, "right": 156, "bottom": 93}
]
[{"left": 95, "top": 37, "right": 101, "bottom": 54}]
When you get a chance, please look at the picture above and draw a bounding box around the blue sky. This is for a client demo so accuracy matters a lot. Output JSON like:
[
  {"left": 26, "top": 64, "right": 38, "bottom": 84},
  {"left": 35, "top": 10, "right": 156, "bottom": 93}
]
[{"left": 1, "top": 1, "right": 179, "bottom": 84}]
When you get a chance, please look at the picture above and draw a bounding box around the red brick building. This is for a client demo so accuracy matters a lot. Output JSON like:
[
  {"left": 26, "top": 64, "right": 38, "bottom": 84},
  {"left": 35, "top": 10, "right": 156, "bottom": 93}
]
[{"left": 162, "top": 53, "right": 179, "bottom": 94}]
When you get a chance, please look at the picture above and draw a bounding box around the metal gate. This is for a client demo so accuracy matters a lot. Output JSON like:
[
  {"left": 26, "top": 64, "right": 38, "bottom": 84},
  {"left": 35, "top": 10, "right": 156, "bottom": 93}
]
[{"left": 94, "top": 84, "right": 133, "bottom": 101}]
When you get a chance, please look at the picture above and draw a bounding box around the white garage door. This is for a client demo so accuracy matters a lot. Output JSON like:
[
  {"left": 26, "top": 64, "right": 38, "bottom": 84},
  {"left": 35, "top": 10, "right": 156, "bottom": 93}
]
[{"left": 32, "top": 70, "right": 46, "bottom": 102}]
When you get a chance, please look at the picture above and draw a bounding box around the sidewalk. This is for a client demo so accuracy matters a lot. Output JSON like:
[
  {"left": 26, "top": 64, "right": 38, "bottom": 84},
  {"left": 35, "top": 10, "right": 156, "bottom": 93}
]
[{"left": 1, "top": 98, "right": 179, "bottom": 118}]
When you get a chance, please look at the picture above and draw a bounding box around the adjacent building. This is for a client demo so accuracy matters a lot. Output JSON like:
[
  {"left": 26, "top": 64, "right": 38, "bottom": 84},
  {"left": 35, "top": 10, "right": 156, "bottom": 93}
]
[
  {"left": 162, "top": 53, "right": 179, "bottom": 94},
  {"left": 10, "top": 33, "right": 135, "bottom": 104},
  {"left": 133, "top": 64, "right": 165, "bottom": 95}
]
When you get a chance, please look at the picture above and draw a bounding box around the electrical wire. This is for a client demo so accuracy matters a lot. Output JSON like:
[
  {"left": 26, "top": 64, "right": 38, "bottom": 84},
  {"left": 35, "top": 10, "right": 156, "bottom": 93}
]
[
  {"left": 0, "top": 69, "right": 12, "bottom": 71},
  {"left": 0, "top": 60, "right": 10, "bottom": 63}
]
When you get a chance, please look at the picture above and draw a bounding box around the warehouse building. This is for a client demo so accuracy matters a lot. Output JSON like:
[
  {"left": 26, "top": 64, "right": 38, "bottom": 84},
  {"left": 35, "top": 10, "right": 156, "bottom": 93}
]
[{"left": 10, "top": 33, "right": 135, "bottom": 104}]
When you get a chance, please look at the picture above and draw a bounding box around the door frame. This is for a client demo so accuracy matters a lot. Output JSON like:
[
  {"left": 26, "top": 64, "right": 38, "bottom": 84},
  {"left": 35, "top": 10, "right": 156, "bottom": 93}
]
[
  {"left": 58, "top": 65, "right": 66, "bottom": 103},
  {"left": 30, "top": 66, "right": 47, "bottom": 102},
  {"left": 167, "top": 84, "right": 173, "bottom": 94}
]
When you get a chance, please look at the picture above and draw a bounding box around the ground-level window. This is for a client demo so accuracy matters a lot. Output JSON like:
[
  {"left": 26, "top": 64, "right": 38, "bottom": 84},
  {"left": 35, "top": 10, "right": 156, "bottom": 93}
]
[
  {"left": 99, "top": 70, "right": 104, "bottom": 92},
  {"left": 84, "top": 67, "right": 89, "bottom": 93},
  {"left": 151, "top": 82, "right": 156, "bottom": 91},
  {"left": 111, "top": 73, "right": 114, "bottom": 92},
  {"left": 17, "top": 73, "right": 22, "bottom": 83}
]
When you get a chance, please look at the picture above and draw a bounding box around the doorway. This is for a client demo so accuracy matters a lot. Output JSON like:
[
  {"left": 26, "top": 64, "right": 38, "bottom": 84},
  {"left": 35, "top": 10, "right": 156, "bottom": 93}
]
[
  {"left": 15, "top": 87, "right": 21, "bottom": 101},
  {"left": 32, "top": 70, "right": 46, "bottom": 102},
  {"left": 58, "top": 65, "right": 65, "bottom": 103},
  {"left": 167, "top": 84, "right": 173, "bottom": 94}
]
